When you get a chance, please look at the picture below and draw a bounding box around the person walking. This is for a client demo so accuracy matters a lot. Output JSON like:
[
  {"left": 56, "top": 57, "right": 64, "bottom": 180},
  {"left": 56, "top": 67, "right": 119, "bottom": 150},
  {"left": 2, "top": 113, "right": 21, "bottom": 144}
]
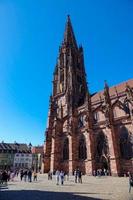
[
  {"left": 48, "top": 171, "right": 52, "bottom": 180},
  {"left": 0, "top": 171, "right": 2, "bottom": 185},
  {"left": 33, "top": 171, "right": 37, "bottom": 181},
  {"left": 78, "top": 170, "right": 82, "bottom": 183},
  {"left": 55, "top": 170, "right": 60, "bottom": 185},
  {"left": 28, "top": 170, "right": 32, "bottom": 182},
  {"left": 20, "top": 170, "right": 23, "bottom": 181},
  {"left": 2, "top": 171, "right": 8, "bottom": 186},
  {"left": 74, "top": 169, "right": 78, "bottom": 183},
  {"left": 60, "top": 171, "right": 64, "bottom": 185},
  {"left": 129, "top": 172, "right": 133, "bottom": 193},
  {"left": 23, "top": 170, "right": 28, "bottom": 182}
]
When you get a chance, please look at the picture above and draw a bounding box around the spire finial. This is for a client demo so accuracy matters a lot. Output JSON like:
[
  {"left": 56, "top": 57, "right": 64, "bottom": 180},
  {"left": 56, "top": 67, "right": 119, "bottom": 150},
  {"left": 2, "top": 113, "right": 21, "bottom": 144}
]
[
  {"left": 67, "top": 14, "right": 70, "bottom": 20},
  {"left": 63, "top": 15, "right": 78, "bottom": 49},
  {"left": 104, "top": 80, "right": 109, "bottom": 89}
]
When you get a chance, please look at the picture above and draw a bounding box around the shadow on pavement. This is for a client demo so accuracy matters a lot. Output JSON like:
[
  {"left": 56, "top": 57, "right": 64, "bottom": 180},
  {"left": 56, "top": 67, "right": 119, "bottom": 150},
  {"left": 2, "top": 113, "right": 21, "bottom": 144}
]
[{"left": 0, "top": 190, "right": 109, "bottom": 200}]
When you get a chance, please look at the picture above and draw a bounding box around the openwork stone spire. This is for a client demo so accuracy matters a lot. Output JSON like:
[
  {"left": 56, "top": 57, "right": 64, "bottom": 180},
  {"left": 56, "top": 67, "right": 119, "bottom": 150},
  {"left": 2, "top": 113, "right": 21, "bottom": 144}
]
[{"left": 63, "top": 15, "right": 78, "bottom": 49}]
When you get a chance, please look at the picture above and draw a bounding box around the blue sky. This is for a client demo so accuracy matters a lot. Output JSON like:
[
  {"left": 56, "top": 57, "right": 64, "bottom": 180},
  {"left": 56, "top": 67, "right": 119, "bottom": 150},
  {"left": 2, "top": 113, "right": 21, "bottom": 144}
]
[{"left": 0, "top": 0, "right": 133, "bottom": 146}]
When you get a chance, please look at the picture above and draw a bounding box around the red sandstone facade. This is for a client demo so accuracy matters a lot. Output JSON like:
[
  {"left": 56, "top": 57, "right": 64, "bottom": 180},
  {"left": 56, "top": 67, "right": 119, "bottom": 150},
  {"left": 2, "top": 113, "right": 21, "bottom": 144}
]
[{"left": 44, "top": 16, "right": 133, "bottom": 176}]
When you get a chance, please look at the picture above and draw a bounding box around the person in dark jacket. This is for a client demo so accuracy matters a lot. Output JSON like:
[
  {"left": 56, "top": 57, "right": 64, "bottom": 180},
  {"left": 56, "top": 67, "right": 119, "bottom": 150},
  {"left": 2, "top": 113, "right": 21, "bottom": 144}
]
[
  {"left": 28, "top": 170, "right": 32, "bottom": 182},
  {"left": 2, "top": 171, "right": 8, "bottom": 186},
  {"left": 129, "top": 172, "right": 133, "bottom": 193}
]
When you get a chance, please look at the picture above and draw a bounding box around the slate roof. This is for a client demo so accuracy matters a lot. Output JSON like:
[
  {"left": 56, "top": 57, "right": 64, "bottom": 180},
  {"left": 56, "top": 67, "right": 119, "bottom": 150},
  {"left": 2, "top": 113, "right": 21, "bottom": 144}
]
[{"left": 0, "top": 142, "right": 31, "bottom": 153}]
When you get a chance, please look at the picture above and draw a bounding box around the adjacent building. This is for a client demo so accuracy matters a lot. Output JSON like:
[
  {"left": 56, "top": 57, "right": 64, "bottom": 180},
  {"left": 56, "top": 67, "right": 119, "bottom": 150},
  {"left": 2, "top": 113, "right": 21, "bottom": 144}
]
[
  {"left": 44, "top": 16, "right": 133, "bottom": 176},
  {"left": 32, "top": 146, "right": 44, "bottom": 172},
  {"left": 14, "top": 153, "right": 32, "bottom": 169},
  {"left": 0, "top": 142, "right": 32, "bottom": 170}
]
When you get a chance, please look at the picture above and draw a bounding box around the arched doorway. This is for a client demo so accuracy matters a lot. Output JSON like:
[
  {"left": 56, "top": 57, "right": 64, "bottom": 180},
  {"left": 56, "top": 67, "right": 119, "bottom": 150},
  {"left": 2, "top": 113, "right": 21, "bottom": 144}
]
[{"left": 95, "top": 131, "right": 110, "bottom": 173}]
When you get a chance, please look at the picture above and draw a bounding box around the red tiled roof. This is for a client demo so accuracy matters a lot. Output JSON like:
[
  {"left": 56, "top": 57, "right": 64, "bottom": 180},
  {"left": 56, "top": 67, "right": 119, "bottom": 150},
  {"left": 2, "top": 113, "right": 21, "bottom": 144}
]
[
  {"left": 91, "top": 79, "right": 133, "bottom": 104},
  {"left": 32, "top": 146, "right": 44, "bottom": 154}
]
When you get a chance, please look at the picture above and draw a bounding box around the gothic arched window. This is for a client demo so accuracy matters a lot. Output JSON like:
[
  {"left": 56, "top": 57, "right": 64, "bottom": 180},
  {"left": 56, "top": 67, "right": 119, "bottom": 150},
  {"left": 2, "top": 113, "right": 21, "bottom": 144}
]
[
  {"left": 93, "top": 112, "right": 99, "bottom": 123},
  {"left": 79, "top": 135, "right": 87, "bottom": 160},
  {"left": 78, "top": 115, "right": 84, "bottom": 128},
  {"left": 63, "top": 138, "right": 69, "bottom": 160},
  {"left": 119, "top": 126, "right": 133, "bottom": 160},
  {"left": 96, "top": 131, "right": 109, "bottom": 160},
  {"left": 123, "top": 101, "right": 130, "bottom": 115}
]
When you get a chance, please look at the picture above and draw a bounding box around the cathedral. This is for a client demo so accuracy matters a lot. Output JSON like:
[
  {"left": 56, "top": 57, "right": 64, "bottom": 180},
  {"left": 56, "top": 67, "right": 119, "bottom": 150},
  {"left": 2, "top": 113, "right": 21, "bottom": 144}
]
[{"left": 44, "top": 16, "right": 133, "bottom": 176}]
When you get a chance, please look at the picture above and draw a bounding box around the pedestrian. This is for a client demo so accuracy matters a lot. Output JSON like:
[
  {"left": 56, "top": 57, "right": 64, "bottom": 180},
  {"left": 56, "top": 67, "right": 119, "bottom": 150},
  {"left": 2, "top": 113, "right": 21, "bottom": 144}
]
[
  {"left": 48, "top": 171, "right": 52, "bottom": 180},
  {"left": 128, "top": 172, "right": 133, "bottom": 193},
  {"left": 28, "top": 170, "right": 32, "bottom": 182},
  {"left": 104, "top": 169, "right": 107, "bottom": 176},
  {"left": 2, "top": 171, "right": 8, "bottom": 186},
  {"left": 78, "top": 170, "right": 82, "bottom": 184},
  {"left": 50, "top": 171, "right": 52, "bottom": 180},
  {"left": 16, "top": 170, "right": 19, "bottom": 177},
  {"left": 7, "top": 171, "right": 11, "bottom": 181},
  {"left": 55, "top": 170, "right": 60, "bottom": 185},
  {"left": 23, "top": 170, "right": 28, "bottom": 182},
  {"left": 33, "top": 171, "right": 37, "bottom": 181},
  {"left": 0, "top": 171, "right": 2, "bottom": 185},
  {"left": 60, "top": 171, "right": 64, "bottom": 185},
  {"left": 66, "top": 172, "right": 69, "bottom": 181},
  {"left": 10, "top": 171, "right": 15, "bottom": 181},
  {"left": 74, "top": 169, "right": 78, "bottom": 183},
  {"left": 20, "top": 170, "right": 23, "bottom": 181},
  {"left": 93, "top": 170, "right": 96, "bottom": 177}
]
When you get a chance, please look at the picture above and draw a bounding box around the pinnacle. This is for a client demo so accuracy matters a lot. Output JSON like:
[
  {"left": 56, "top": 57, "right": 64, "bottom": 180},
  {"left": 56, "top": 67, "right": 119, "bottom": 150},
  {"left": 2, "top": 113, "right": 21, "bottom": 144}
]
[
  {"left": 63, "top": 15, "right": 78, "bottom": 49},
  {"left": 104, "top": 80, "right": 109, "bottom": 89}
]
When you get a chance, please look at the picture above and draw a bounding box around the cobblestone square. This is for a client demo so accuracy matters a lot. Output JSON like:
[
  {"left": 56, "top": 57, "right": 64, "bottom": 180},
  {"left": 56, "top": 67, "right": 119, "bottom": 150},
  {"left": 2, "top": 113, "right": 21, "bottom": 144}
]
[{"left": 0, "top": 174, "right": 133, "bottom": 200}]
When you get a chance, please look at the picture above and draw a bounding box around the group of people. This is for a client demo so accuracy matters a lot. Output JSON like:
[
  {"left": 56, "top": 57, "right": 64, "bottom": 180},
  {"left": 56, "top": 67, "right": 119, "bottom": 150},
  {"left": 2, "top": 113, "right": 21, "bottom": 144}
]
[
  {"left": 0, "top": 170, "right": 9, "bottom": 186},
  {"left": 20, "top": 169, "right": 37, "bottom": 182},
  {"left": 74, "top": 168, "right": 82, "bottom": 183},
  {"left": 93, "top": 168, "right": 110, "bottom": 177},
  {"left": 49, "top": 168, "right": 83, "bottom": 185},
  {"left": 1, "top": 168, "right": 133, "bottom": 193},
  {"left": 55, "top": 170, "right": 65, "bottom": 185},
  {"left": 48, "top": 170, "right": 70, "bottom": 185},
  {"left": 0, "top": 170, "right": 19, "bottom": 186},
  {"left": 0, "top": 169, "right": 38, "bottom": 186}
]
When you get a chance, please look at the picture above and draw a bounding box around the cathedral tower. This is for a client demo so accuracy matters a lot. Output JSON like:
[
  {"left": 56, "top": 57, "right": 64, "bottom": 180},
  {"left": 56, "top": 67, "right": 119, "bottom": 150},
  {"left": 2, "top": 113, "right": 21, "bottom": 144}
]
[
  {"left": 44, "top": 16, "right": 89, "bottom": 173},
  {"left": 53, "top": 15, "right": 87, "bottom": 109}
]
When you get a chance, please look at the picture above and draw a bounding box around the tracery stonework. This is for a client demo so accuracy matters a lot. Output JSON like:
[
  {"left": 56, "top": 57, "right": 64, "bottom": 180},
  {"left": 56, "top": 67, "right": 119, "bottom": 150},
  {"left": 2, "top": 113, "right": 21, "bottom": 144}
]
[{"left": 43, "top": 16, "right": 133, "bottom": 176}]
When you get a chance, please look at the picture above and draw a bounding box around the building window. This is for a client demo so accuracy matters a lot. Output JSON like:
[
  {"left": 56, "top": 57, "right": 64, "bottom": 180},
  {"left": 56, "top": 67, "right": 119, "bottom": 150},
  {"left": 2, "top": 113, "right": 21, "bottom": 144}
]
[
  {"left": 21, "top": 163, "right": 24, "bottom": 167},
  {"left": 123, "top": 102, "right": 130, "bottom": 115},
  {"left": 95, "top": 131, "right": 109, "bottom": 162},
  {"left": 119, "top": 126, "right": 133, "bottom": 160},
  {"left": 78, "top": 115, "right": 84, "bottom": 128},
  {"left": 63, "top": 138, "right": 69, "bottom": 160},
  {"left": 25, "top": 163, "right": 28, "bottom": 168},
  {"left": 78, "top": 135, "right": 87, "bottom": 160},
  {"left": 93, "top": 112, "right": 99, "bottom": 123}
]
